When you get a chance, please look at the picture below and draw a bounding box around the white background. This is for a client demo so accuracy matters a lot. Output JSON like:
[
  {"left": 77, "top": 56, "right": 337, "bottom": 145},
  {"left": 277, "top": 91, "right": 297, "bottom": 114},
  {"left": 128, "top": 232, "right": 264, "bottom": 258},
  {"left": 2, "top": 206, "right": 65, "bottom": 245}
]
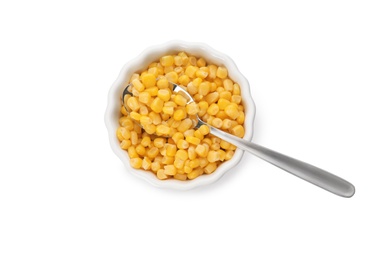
[{"left": 0, "top": 0, "right": 389, "bottom": 259}]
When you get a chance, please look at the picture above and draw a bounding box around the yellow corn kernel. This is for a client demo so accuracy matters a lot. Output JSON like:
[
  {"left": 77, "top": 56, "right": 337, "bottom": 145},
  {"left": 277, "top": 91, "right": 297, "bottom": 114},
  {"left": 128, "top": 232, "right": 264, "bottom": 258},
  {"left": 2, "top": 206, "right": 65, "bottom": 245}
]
[
  {"left": 236, "top": 111, "right": 245, "bottom": 125},
  {"left": 144, "top": 123, "right": 156, "bottom": 135},
  {"left": 221, "top": 119, "right": 232, "bottom": 130},
  {"left": 172, "top": 132, "right": 184, "bottom": 144},
  {"left": 186, "top": 102, "right": 199, "bottom": 115},
  {"left": 195, "top": 144, "right": 208, "bottom": 157},
  {"left": 156, "top": 124, "right": 171, "bottom": 136},
  {"left": 202, "top": 138, "right": 212, "bottom": 147},
  {"left": 225, "top": 104, "right": 239, "bottom": 119},
  {"left": 148, "top": 67, "right": 159, "bottom": 77},
  {"left": 205, "top": 92, "right": 219, "bottom": 104},
  {"left": 216, "top": 86, "right": 224, "bottom": 93},
  {"left": 210, "top": 82, "right": 217, "bottom": 92},
  {"left": 157, "top": 77, "right": 169, "bottom": 89},
  {"left": 157, "top": 169, "right": 168, "bottom": 180},
  {"left": 188, "top": 146, "right": 196, "bottom": 160},
  {"left": 149, "top": 111, "right": 162, "bottom": 125},
  {"left": 211, "top": 143, "right": 220, "bottom": 151},
  {"left": 127, "top": 97, "right": 140, "bottom": 111},
  {"left": 132, "top": 78, "right": 145, "bottom": 92},
  {"left": 231, "top": 95, "right": 242, "bottom": 105},
  {"left": 174, "top": 66, "right": 183, "bottom": 75},
  {"left": 189, "top": 158, "right": 200, "bottom": 168},
  {"left": 130, "top": 158, "right": 143, "bottom": 169},
  {"left": 150, "top": 97, "right": 164, "bottom": 113},
  {"left": 231, "top": 125, "right": 245, "bottom": 138},
  {"left": 199, "top": 158, "right": 208, "bottom": 168},
  {"left": 204, "top": 162, "right": 217, "bottom": 174},
  {"left": 164, "top": 144, "right": 176, "bottom": 157},
  {"left": 119, "top": 117, "right": 134, "bottom": 128},
  {"left": 196, "top": 69, "right": 208, "bottom": 79},
  {"left": 174, "top": 158, "right": 185, "bottom": 169},
  {"left": 187, "top": 167, "right": 203, "bottom": 180},
  {"left": 128, "top": 146, "right": 138, "bottom": 158},
  {"left": 153, "top": 137, "right": 165, "bottom": 148},
  {"left": 208, "top": 65, "right": 217, "bottom": 79},
  {"left": 174, "top": 55, "right": 183, "bottom": 66},
  {"left": 197, "top": 101, "right": 208, "bottom": 117},
  {"left": 151, "top": 161, "right": 161, "bottom": 172},
  {"left": 120, "top": 140, "right": 131, "bottom": 150},
  {"left": 187, "top": 82, "right": 197, "bottom": 95},
  {"left": 163, "top": 65, "right": 173, "bottom": 74},
  {"left": 184, "top": 129, "right": 195, "bottom": 138},
  {"left": 238, "top": 105, "right": 244, "bottom": 111},
  {"left": 162, "top": 106, "right": 174, "bottom": 115},
  {"left": 216, "top": 66, "right": 228, "bottom": 79},
  {"left": 185, "top": 65, "right": 198, "bottom": 78},
  {"left": 230, "top": 120, "right": 239, "bottom": 129},
  {"left": 178, "top": 75, "right": 190, "bottom": 86},
  {"left": 198, "top": 82, "right": 210, "bottom": 96},
  {"left": 135, "top": 144, "right": 145, "bottom": 156},
  {"left": 147, "top": 147, "right": 160, "bottom": 159},
  {"left": 160, "top": 55, "right": 174, "bottom": 67},
  {"left": 196, "top": 58, "right": 206, "bottom": 67},
  {"left": 193, "top": 94, "right": 202, "bottom": 102},
  {"left": 206, "top": 115, "right": 214, "bottom": 126},
  {"left": 215, "top": 111, "right": 228, "bottom": 120},
  {"left": 176, "top": 118, "right": 192, "bottom": 132},
  {"left": 139, "top": 105, "right": 149, "bottom": 115},
  {"left": 184, "top": 165, "right": 192, "bottom": 174},
  {"left": 118, "top": 127, "right": 131, "bottom": 140},
  {"left": 174, "top": 173, "right": 187, "bottom": 181},
  {"left": 211, "top": 117, "right": 223, "bottom": 128},
  {"left": 214, "top": 78, "right": 223, "bottom": 87},
  {"left": 218, "top": 98, "right": 230, "bottom": 110},
  {"left": 162, "top": 156, "right": 174, "bottom": 165},
  {"left": 174, "top": 94, "right": 188, "bottom": 106},
  {"left": 197, "top": 125, "right": 208, "bottom": 136},
  {"left": 223, "top": 79, "right": 234, "bottom": 92},
  {"left": 186, "top": 136, "right": 200, "bottom": 145},
  {"left": 188, "top": 56, "right": 197, "bottom": 66},
  {"left": 207, "top": 150, "right": 220, "bottom": 162},
  {"left": 173, "top": 108, "right": 186, "bottom": 121},
  {"left": 141, "top": 136, "right": 151, "bottom": 147},
  {"left": 165, "top": 71, "right": 178, "bottom": 83},
  {"left": 225, "top": 150, "right": 234, "bottom": 160},
  {"left": 120, "top": 105, "right": 128, "bottom": 116},
  {"left": 192, "top": 77, "right": 202, "bottom": 88},
  {"left": 220, "top": 140, "right": 231, "bottom": 150},
  {"left": 138, "top": 91, "right": 151, "bottom": 104},
  {"left": 142, "top": 157, "right": 152, "bottom": 170},
  {"left": 144, "top": 86, "right": 159, "bottom": 96},
  {"left": 129, "top": 73, "right": 139, "bottom": 82},
  {"left": 177, "top": 139, "right": 189, "bottom": 149},
  {"left": 233, "top": 83, "right": 241, "bottom": 95},
  {"left": 164, "top": 165, "right": 177, "bottom": 176},
  {"left": 207, "top": 103, "right": 219, "bottom": 116},
  {"left": 141, "top": 73, "right": 156, "bottom": 88},
  {"left": 220, "top": 91, "right": 232, "bottom": 100},
  {"left": 175, "top": 150, "right": 188, "bottom": 161},
  {"left": 194, "top": 130, "right": 204, "bottom": 140},
  {"left": 139, "top": 115, "right": 152, "bottom": 126},
  {"left": 157, "top": 89, "right": 171, "bottom": 102}
]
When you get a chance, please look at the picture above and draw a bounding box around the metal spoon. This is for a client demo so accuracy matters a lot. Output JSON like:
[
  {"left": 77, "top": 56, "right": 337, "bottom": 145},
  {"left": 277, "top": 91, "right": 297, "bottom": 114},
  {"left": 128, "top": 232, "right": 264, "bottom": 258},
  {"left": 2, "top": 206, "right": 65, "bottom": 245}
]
[{"left": 122, "top": 83, "right": 355, "bottom": 197}]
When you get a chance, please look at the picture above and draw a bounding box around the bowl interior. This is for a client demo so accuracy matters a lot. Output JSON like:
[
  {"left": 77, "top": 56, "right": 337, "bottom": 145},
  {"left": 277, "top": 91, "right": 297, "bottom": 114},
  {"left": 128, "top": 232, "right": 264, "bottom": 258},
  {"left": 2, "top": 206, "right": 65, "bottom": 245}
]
[{"left": 105, "top": 41, "right": 256, "bottom": 190}]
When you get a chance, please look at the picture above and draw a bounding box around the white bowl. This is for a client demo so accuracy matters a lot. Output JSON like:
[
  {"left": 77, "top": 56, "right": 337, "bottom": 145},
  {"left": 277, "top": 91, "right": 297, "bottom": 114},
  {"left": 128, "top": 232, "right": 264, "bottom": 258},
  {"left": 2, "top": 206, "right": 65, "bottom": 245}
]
[{"left": 104, "top": 40, "right": 256, "bottom": 190}]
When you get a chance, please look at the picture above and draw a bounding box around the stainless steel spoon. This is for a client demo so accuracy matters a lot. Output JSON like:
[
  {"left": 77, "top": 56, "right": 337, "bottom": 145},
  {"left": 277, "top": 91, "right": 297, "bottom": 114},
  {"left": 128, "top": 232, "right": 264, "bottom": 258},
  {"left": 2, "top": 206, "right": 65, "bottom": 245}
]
[{"left": 122, "top": 83, "right": 355, "bottom": 197}]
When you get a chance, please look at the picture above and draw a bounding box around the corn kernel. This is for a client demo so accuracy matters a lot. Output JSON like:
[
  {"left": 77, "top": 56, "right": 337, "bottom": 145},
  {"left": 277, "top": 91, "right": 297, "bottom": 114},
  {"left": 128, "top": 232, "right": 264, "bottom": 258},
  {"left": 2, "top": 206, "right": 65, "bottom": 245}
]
[
  {"left": 157, "top": 77, "right": 169, "bottom": 89},
  {"left": 156, "top": 124, "right": 171, "bottom": 136},
  {"left": 140, "top": 115, "right": 152, "bottom": 126},
  {"left": 174, "top": 173, "right": 187, "bottom": 181},
  {"left": 120, "top": 105, "right": 128, "bottom": 116},
  {"left": 199, "top": 158, "right": 208, "bottom": 168},
  {"left": 174, "top": 55, "right": 183, "bottom": 66},
  {"left": 233, "top": 83, "right": 241, "bottom": 95},
  {"left": 172, "top": 132, "right": 184, "bottom": 144},
  {"left": 127, "top": 97, "right": 140, "bottom": 111},
  {"left": 173, "top": 108, "right": 186, "bottom": 121},
  {"left": 197, "top": 125, "right": 208, "bottom": 136},
  {"left": 211, "top": 117, "right": 223, "bottom": 128},
  {"left": 184, "top": 165, "right": 192, "bottom": 174},
  {"left": 218, "top": 149, "right": 226, "bottom": 161},
  {"left": 128, "top": 146, "right": 138, "bottom": 158},
  {"left": 207, "top": 103, "right": 219, "bottom": 116},
  {"left": 198, "top": 82, "right": 210, "bottom": 96},
  {"left": 118, "top": 127, "right": 131, "bottom": 140},
  {"left": 141, "top": 73, "right": 156, "bottom": 88},
  {"left": 148, "top": 67, "right": 159, "bottom": 77},
  {"left": 139, "top": 105, "right": 149, "bottom": 115},
  {"left": 187, "top": 82, "right": 197, "bottom": 95},
  {"left": 162, "top": 106, "right": 174, "bottom": 115},
  {"left": 189, "top": 158, "right": 200, "bottom": 168},
  {"left": 211, "top": 143, "right": 220, "bottom": 151},
  {"left": 141, "top": 136, "right": 151, "bottom": 147},
  {"left": 220, "top": 140, "right": 231, "bottom": 150},
  {"left": 132, "top": 78, "right": 145, "bottom": 92},
  {"left": 143, "top": 123, "right": 156, "bottom": 135},
  {"left": 197, "top": 58, "right": 206, "bottom": 67},
  {"left": 185, "top": 66, "right": 198, "bottom": 78},
  {"left": 147, "top": 147, "right": 159, "bottom": 159},
  {"left": 216, "top": 66, "right": 228, "bottom": 79},
  {"left": 196, "top": 69, "right": 208, "bottom": 79},
  {"left": 160, "top": 55, "right": 174, "bottom": 67},
  {"left": 144, "top": 87, "right": 159, "bottom": 96},
  {"left": 204, "top": 162, "right": 217, "bottom": 174},
  {"left": 150, "top": 97, "right": 164, "bottom": 113},
  {"left": 194, "top": 130, "right": 204, "bottom": 140},
  {"left": 150, "top": 161, "right": 161, "bottom": 172},
  {"left": 225, "top": 150, "right": 234, "bottom": 160},
  {"left": 163, "top": 143, "right": 176, "bottom": 157},
  {"left": 130, "top": 158, "right": 142, "bottom": 169},
  {"left": 176, "top": 118, "right": 192, "bottom": 132},
  {"left": 176, "top": 150, "right": 188, "bottom": 161},
  {"left": 236, "top": 111, "right": 245, "bottom": 125},
  {"left": 153, "top": 137, "right": 165, "bottom": 148},
  {"left": 186, "top": 136, "right": 200, "bottom": 145},
  {"left": 142, "top": 157, "right": 152, "bottom": 170},
  {"left": 120, "top": 140, "right": 131, "bottom": 150},
  {"left": 130, "top": 73, "right": 139, "bottom": 82},
  {"left": 186, "top": 102, "right": 199, "bottom": 115},
  {"left": 195, "top": 144, "right": 208, "bottom": 157},
  {"left": 149, "top": 111, "right": 162, "bottom": 125},
  {"left": 225, "top": 104, "right": 239, "bottom": 119},
  {"left": 188, "top": 146, "right": 196, "bottom": 160},
  {"left": 208, "top": 65, "right": 217, "bottom": 79},
  {"left": 157, "top": 169, "right": 168, "bottom": 180},
  {"left": 162, "top": 156, "right": 174, "bottom": 165},
  {"left": 157, "top": 89, "right": 171, "bottom": 102},
  {"left": 178, "top": 75, "right": 190, "bottom": 86},
  {"left": 231, "top": 95, "right": 242, "bottom": 105},
  {"left": 220, "top": 91, "right": 232, "bottom": 100},
  {"left": 183, "top": 129, "right": 195, "bottom": 137},
  {"left": 207, "top": 151, "right": 220, "bottom": 162},
  {"left": 177, "top": 139, "right": 189, "bottom": 149},
  {"left": 135, "top": 144, "right": 145, "bottom": 156},
  {"left": 192, "top": 77, "right": 202, "bottom": 87},
  {"left": 174, "top": 158, "right": 185, "bottom": 169},
  {"left": 174, "top": 94, "right": 188, "bottom": 106},
  {"left": 231, "top": 125, "right": 245, "bottom": 138},
  {"left": 164, "top": 165, "right": 177, "bottom": 176},
  {"left": 223, "top": 79, "right": 234, "bottom": 92},
  {"left": 205, "top": 92, "right": 219, "bottom": 104},
  {"left": 187, "top": 167, "right": 203, "bottom": 180},
  {"left": 165, "top": 71, "right": 178, "bottom": 83},
  {"left": 189, "top": 56, "right": 197, "bottom": 66},
  {"left": 218, "top": 98, "right": 230, "bottom": 110},
  {"left": 202, "top": 138, "right": 212, "bottom": 147}
]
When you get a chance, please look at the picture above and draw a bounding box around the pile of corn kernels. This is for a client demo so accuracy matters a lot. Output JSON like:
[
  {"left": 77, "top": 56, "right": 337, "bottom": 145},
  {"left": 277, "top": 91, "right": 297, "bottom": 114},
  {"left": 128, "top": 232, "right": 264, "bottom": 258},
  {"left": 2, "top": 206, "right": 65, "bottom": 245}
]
[{"left": 117, "top": 52, "right": 245, "bottom": 180}]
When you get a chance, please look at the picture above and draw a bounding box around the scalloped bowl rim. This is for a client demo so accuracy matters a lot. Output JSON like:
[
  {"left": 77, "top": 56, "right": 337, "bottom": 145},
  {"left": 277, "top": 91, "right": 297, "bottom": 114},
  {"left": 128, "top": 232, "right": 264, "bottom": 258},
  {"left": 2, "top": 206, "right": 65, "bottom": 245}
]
[{"left": 104, "top": 40, "right": 256, "bottom": 190}]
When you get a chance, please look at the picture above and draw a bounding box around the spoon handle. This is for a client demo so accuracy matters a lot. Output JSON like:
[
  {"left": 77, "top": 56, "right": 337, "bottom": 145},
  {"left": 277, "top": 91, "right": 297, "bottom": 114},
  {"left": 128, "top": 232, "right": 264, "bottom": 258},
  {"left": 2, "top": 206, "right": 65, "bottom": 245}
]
[{"left": 208, "top": 126, "right": 355, "bottom": 197}]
